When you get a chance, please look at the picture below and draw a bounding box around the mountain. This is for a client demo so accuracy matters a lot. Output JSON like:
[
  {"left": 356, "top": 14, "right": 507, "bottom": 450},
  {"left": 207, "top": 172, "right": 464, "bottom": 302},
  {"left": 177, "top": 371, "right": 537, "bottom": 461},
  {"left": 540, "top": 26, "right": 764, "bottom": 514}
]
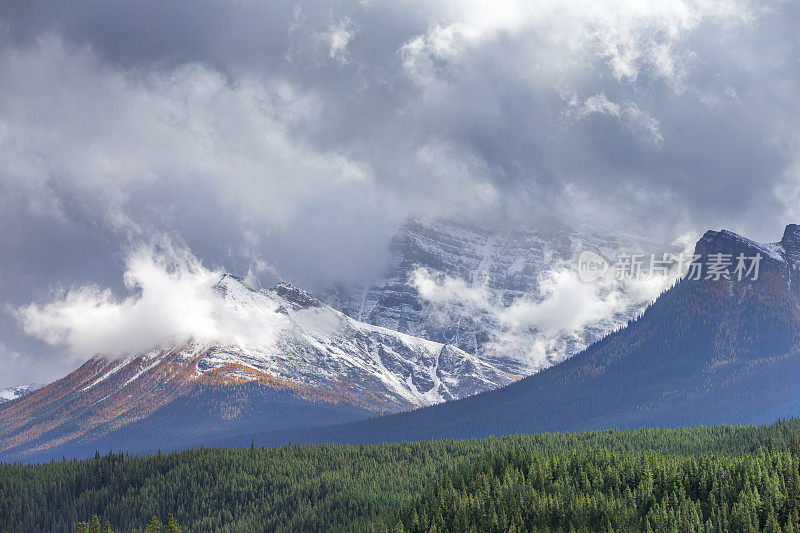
[
  {"left": 0, "top": 275, "right": 513, "bottom": 461},
  {"left": 325, "top": 219, "right": 671, "bottom": 374},
  {"left": 11, "top": 224, "right": 792, "bottom": 462},
  {"left": 231, "top": 224, "right": 800, "bottom": 446},
  {"left": 0, "top": 383, "right": 39, "bottom": 404}
]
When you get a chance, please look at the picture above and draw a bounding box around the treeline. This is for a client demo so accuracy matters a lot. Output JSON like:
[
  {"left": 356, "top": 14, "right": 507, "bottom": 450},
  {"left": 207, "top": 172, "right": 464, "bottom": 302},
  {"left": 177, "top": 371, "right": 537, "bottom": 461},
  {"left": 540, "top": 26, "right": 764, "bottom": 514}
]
[
  {"left": 1, "top": 419, "right": 800, "bottom": 532},
  {"left": 372, "top": 447, "right": 800, "bottom": 532}
]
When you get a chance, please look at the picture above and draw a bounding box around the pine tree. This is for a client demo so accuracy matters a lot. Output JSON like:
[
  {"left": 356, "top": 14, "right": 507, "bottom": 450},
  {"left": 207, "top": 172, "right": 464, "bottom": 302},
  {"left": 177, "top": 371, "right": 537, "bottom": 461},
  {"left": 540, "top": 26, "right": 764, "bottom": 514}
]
[
  {"left": 145, "top": 515, "right": 162, "bottom": 533},
  {"left": 165, "top": 514, "right": 181, "bottom": 533},
  {"left": 790, "top": 435, "right": 800, "bottom": 458}
]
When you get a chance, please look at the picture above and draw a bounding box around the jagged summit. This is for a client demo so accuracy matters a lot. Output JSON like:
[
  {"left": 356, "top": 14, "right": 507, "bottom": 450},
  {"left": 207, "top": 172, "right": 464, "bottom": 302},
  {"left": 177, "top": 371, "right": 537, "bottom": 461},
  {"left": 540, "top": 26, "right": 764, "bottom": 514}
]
[
  {"left": 269, "top": 282, "right": 322, "bottom": 309},
  {"left": 196, "top": 272, "right": 515, "bottom": 409},
  {"left": 215, "top": 275, "right": 323, "bottom": 309},
  {"left": 781, "top": 224, "right": 800, "bottom": 252},
  {"left": 213, "top": 273, "right": 249, "bottom": 296},
  {"left": 698, "top": 224, "right": 800, "bottom": 249},
  {"left": 694, "top": 226, "right": 795, "bottom": 267}
]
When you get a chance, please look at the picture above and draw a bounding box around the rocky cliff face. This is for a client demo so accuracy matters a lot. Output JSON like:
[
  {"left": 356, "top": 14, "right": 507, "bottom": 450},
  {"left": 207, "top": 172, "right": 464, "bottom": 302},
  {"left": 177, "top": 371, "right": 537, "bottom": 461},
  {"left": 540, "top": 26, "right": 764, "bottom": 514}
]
[{"left": 325, "top": 219, "right": 671, "bottom": 374}]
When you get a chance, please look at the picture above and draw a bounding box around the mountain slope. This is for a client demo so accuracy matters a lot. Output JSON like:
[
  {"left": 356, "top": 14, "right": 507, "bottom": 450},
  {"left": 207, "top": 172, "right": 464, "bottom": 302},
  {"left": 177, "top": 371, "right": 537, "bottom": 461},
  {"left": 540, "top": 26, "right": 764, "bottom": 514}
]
[
  {"left": 233, "top": 224, "right": 800, "bottom": 446},
  {"left": 325, "top": 218, "right": 671, "bottom": 374},
  {"left": 0, "top": 275, "right": 513, "bottom": 461}
]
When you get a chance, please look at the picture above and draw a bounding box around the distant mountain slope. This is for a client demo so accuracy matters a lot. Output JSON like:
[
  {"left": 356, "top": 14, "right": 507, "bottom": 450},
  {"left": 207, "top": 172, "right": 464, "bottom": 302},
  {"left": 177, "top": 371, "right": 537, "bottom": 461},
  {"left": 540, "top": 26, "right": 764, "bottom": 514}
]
[
  {"left": 0, "top": 384, "right": 39, "bottom": 404},
  {"left": 234, "top": 224, "right": 800, "bottom": 446},
  {"left": 0, "top": 275, "right": 512, "bottom": 461},
  {"left": 325, "top": 219, "right": 671, "bottom": 374}
]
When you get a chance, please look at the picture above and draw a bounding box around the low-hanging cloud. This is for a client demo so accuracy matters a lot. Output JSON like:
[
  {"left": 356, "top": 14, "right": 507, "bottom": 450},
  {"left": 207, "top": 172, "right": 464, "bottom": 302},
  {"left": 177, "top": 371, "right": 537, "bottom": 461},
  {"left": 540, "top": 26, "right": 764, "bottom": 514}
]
[
  {"left": 409, "top": 235, "right": 694, "bottom": 369},
  {"left": 15, "top": 239, "right": 284, "bottom": 360}
]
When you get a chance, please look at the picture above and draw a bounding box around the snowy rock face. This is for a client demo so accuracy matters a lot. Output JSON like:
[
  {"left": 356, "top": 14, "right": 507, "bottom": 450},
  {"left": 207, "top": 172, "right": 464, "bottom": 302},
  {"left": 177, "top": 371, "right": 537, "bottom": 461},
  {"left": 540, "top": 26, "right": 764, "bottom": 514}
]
[
  {"left": 78, "top": 274, "right": 515, "bottom": 414},
  {"left": 325, "top": 219, "right": 671, "bottom": 375},
  {"left": 205, "top": 275, "right": 514, "bottom": 410}
]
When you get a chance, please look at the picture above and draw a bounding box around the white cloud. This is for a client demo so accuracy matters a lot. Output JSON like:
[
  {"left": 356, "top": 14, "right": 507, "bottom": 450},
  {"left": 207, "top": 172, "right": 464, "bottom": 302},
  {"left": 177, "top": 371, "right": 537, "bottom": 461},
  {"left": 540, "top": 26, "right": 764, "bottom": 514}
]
[
  {"left": 409, "top": 234, "right": 695, "bottom": 369},
  {"left": 399, "top": 23, "right": 484, "bottom": 85},
  {"left": 561, "top": 92, "right": 664, "bottom": 145},
  {"left": 409, "top": 267, "right": 493, "bottom": 324},
  {"left": 326, "top": 18, "right": 356, "bottom": 64},
  {"left": 287, "top": 10, "right": 358, "bottom": 67},
  {"left": 400, "top": 0, "right": 752, "bottom": 88},
  {"left": 16, "top": 239, "right": 283, "bottom": 359},
  {"left": 0, "top": 343, "right": 21, "bottom": 366}
]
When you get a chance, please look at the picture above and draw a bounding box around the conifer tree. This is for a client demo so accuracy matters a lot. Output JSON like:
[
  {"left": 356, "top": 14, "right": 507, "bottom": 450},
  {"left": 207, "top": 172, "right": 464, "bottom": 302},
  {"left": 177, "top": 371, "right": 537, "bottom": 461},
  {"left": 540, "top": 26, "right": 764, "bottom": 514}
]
[
  {"left": 145, "top": 516, "right": 162, "bottom": 533},
  {"left": 164, "top": 514, "right": 181, "bottom": 533}
]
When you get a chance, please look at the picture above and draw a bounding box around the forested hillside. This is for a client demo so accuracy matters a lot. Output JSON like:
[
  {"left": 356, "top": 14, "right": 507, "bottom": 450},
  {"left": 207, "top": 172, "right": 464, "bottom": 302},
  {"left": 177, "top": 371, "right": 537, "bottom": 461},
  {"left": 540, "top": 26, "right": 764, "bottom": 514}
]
[
  {"left": 374, "top": 447, "right": 800, "bottom": 532},
  {"left": 3, "top": 419, "right": 800, "bottom": 532}
]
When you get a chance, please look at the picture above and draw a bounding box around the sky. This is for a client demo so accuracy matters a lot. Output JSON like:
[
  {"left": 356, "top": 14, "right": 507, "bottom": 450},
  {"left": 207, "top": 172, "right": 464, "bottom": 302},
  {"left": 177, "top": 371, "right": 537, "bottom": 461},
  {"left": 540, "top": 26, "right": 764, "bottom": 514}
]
[{"left": 1, "top": 0, "right": 799, "bottom": 387}]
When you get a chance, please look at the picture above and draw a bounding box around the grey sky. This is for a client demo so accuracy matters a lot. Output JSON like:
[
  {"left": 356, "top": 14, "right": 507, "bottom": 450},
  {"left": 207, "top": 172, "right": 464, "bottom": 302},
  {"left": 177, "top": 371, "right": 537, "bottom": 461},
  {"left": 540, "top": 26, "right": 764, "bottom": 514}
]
[{"left": 1, "top": 0, "right": 799, "bottom": 386}]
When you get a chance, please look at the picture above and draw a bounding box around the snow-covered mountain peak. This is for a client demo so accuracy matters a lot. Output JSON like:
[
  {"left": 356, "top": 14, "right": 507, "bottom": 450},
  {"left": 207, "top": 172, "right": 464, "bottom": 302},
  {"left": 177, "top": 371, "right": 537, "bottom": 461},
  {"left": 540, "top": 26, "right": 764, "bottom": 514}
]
[
  {"left": 67, "top": 272, "right": 515, "bottom": 417},
  {"left": 213, "top": 273, "right": 255, "bottom": 299},
  {"left": 0, "top": 384, "right": 39, "bottom": 404},
  {"left": 269, "top": 282, "right": 323, "bottom": 309},
  {"left": 326, "top": 219, "right": 675, "bottom": 376},
  {"left": 215, "top": 275, "right": 323, "bottom": 312}
]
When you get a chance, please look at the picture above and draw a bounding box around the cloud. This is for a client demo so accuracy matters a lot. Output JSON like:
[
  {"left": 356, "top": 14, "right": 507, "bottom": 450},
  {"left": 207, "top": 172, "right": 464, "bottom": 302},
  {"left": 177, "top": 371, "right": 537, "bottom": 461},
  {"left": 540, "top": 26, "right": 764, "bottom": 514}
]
[
  {"left": 409, "top": 235, "right": 694, "bottom": 368},
  {"left": 560, "top": 92, "right": 664, "bottom": 146},
  {"left": 399, "top": 0, "right": 752, "bottom": 88},
  {"left": 399, "top": 22, "right": 485, "bottom": 85},
  {"left": 16, "top": 239, "right": 282, "bottom": 359},
  {"left": 326, "top": 18, "right": 356, "bottom": 64},
  {"left": 0, "top": 343, "right": 21, "bottom": 367},
  {"left": 16, "top": 231, "right": 694, "bottom": 366},
  {"left": 2, "top": 1, "right": 796, "bottom": 287},
  {"left": 0, "top": 34, "right": 401, "bottom": 288},
  {"left": 2, "top": 0, "right": 800, "bottom": 384},
  {"left": 409, "top": 267, "right": 493, "bottom": 323}
]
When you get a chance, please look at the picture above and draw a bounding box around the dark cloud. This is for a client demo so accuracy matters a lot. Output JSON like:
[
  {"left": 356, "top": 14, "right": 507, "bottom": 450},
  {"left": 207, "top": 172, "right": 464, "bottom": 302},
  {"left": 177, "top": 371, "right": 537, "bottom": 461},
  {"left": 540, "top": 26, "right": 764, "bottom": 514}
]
[{"left": 1, "top": 0, "right": 799, "bottom": 385}]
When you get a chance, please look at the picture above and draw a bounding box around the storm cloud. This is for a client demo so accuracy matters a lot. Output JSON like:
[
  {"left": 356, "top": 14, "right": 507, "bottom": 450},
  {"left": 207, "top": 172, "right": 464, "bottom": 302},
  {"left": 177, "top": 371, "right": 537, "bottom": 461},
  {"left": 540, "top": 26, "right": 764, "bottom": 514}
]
[{"left": 1, "top": 0, "right": 799, "bottom": 385}]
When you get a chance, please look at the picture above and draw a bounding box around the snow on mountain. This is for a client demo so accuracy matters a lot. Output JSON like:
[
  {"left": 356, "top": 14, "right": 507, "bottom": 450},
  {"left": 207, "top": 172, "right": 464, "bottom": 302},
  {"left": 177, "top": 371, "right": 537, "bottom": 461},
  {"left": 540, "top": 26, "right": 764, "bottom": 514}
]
[
  {"left": 0, "top": 384, "right": 39, "bottom": 404},
  {"left": 324, "top": 219, "right": 675, "bottom": 375},
  {"left": 82, "top": 274, "right": 515, "bottom": 413},
  {"left": 1, "top": 274, "right": 517, "bottom": 459}
]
